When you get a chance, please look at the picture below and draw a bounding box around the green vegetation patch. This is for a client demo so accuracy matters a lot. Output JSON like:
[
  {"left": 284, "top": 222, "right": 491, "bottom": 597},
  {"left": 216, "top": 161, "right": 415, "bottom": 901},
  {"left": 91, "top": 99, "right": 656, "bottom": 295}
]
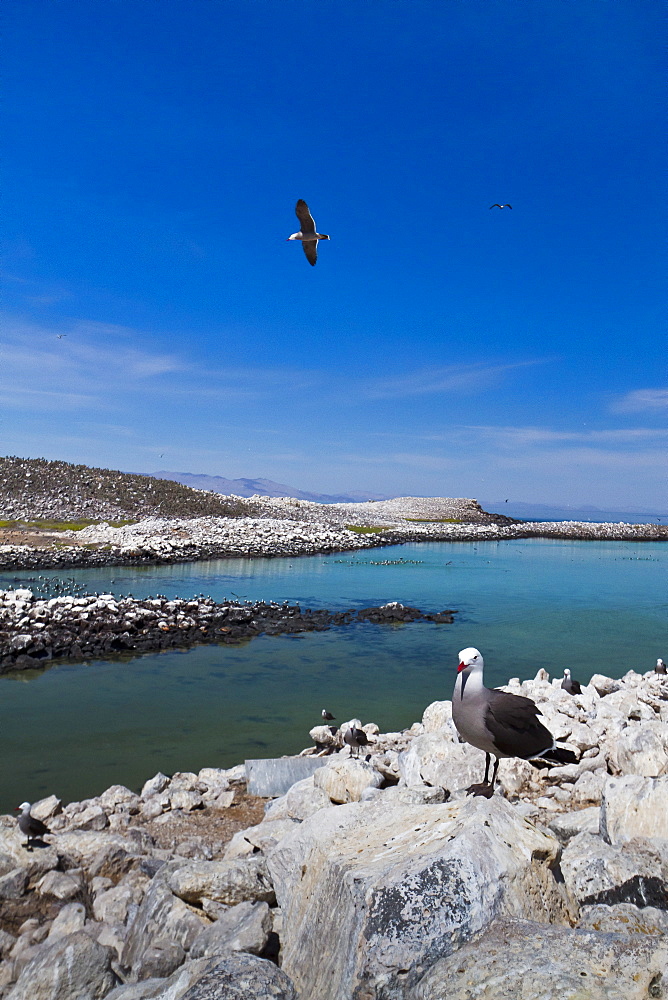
[
  {"left": 345, "top": 524, "right": 387, "bottom": 534},
  {"left": 404, "top": 517, "right": 463, "bottom": 523}
]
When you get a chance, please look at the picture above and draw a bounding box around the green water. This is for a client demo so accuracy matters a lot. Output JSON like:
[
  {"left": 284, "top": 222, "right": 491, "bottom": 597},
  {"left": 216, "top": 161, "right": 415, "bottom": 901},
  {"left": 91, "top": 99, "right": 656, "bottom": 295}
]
[{"left": 0, "top": 539, "right": 665, "bottom": 811}]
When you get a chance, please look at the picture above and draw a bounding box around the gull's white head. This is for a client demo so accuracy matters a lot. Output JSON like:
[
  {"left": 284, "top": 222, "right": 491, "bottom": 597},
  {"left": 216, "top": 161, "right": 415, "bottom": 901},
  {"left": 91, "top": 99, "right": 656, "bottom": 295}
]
[
  {"left": 457, "top": 647, "right": 483, "bottom": 673},
  {"left": 17, "top": 802, "right": 30, "bottom": 812},
  {"left": 564, "top": 668, "right": 572, "bottom": 679}
]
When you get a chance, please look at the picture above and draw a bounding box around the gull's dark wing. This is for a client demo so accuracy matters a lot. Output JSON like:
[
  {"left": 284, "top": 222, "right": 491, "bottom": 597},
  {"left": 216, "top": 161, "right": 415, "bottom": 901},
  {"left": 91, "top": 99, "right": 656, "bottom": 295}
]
[
  {"left": 489, "top": 204, "right": 502, "bottom": 209},
  {"left": 484, "top": 689, "right": 554, "bottom": 759},
  {"left": 295, "top": 200, "right": 317, "bottom": 235},
  {"left": 302, "top": 239, "right": 318, "bottom": 266},
  {"left": 506, "top": 204, "right": 513, "bottom": 209}
]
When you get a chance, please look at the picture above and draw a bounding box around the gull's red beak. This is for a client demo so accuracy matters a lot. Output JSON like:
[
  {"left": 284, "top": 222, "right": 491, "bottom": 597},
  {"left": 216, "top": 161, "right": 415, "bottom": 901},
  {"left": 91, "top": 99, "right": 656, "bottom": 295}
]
[{"left": 457, "top": 661, "right": 466, "bottom": 673}]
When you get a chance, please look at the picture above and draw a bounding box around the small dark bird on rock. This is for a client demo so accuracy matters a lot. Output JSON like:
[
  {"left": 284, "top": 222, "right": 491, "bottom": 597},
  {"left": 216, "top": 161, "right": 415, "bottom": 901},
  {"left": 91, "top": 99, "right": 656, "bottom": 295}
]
[
  {"left": 321, "top": 709, "right": 336, "bottom": 722},
  {"left": 656, "top": 658, "right": 667, "bottom": 675},
  {"left": 344, "top": 725, "right": 370, "bottom": 758},
  {"left": 489, "top": 204, "right": 512, "bottom": 209},
  {"left": 16, "top": 802, "right": 50, "bottom": 851},
  {"left": 561, "top": 668, "right": 582, "bottom": 695}
]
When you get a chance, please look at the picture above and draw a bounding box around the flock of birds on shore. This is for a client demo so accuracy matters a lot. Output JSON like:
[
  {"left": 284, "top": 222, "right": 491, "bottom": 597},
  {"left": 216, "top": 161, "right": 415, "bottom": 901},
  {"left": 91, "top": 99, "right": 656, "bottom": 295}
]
[
  {"left": 13, "top": 651, "right": 667, "bottom": 843},
  {"left": 287, "top": 199, "right": 513, "bottom": 266}
]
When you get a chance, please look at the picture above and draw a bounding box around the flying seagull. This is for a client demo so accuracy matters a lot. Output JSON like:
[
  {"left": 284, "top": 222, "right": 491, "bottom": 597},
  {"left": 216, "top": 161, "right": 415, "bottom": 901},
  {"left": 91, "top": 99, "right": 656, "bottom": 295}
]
[
  {"left": 287, "top": 200, "right": 330, "bottom": 266},
  {"left": 452, "top": 647, "right": 578, "bottom": 797},
  {"left": 321, "top": 709, "right": 336, "bottom": 722},
  {"left": 15, "top": 801, "right": 50, "bottom": 850},
  {"left": 56, "top": 334, "right": 67, "bottom": 339},
  {"left": 561, "top": 668, "right": 582, "bottom": 696},
  {"left": 489, "top": 204, "right": 512, "bottom": 209}
]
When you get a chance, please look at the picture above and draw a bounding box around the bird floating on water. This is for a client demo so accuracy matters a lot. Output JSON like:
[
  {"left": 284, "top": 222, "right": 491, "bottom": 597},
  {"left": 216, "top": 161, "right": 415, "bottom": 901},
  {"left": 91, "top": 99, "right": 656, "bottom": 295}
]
[
  {"left": 287, "top": 200, "right": 329, "bottom": 266},
  {"left": 16, "top": 802, "right": 50, "bottom": 851},
  {"left": 489, "top": 204, "right": 512, "bottom": 209},
  {"left": 452, "top": 647, "right": 578, "bottom": 797},
  {"left": 561, "top": 668, "right": 582, "bottom": 696},
  {"left": 321, "top": 709, "right": 336, "bottom": 722}
]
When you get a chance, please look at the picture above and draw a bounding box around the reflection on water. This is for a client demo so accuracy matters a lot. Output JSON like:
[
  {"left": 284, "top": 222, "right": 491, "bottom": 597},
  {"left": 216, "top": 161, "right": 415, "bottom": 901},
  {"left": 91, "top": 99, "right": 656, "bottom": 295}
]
[{"left": 0, "top": 539, "right": 665, "bottom": 810}]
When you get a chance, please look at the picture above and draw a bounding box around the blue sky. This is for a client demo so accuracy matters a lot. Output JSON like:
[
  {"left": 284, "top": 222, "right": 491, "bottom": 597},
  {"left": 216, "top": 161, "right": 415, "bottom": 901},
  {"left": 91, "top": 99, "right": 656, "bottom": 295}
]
[{"left": 2, "top": 0, "right": 666, "bottom": 508}]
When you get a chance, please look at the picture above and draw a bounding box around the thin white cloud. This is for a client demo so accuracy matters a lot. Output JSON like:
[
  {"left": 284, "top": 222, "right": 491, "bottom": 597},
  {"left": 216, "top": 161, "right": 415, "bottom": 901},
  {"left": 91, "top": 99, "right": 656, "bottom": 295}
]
[
  {"left": 358, "top": 359, "right": 548, "bottom": 400},
  {"left": 612, "top": 388, "right": 668, "bottom": 413}
]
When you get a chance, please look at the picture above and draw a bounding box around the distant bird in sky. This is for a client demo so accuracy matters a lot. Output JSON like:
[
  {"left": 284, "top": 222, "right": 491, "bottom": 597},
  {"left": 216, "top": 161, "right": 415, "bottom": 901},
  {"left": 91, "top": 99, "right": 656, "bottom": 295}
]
[
  {"left": 489, "top": 204, "right": 512, "bottom": 209},
  {"left": 16, "top": 802, "right": 50, "bottom": 850},
  {"left": 656, "top": 658, "right": 667, "bottom": 675},
  {"left": 321, "top": 709, "right": 336, "bottom": 722},
  {"left": 287, "top": 200, "right": 330, "bottom": 266},
  {"left": 561, "top": 668, "right": 582, "bottom": 695},
  {"left": 56, "top": 334, "right": 67, "bottom": 339}
]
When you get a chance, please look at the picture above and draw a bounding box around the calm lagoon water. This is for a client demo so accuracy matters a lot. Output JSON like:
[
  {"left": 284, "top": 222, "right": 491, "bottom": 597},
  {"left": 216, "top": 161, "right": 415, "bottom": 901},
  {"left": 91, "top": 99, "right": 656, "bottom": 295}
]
[{"left": 0, "top": 539, "right": 665, "bottom": 811}]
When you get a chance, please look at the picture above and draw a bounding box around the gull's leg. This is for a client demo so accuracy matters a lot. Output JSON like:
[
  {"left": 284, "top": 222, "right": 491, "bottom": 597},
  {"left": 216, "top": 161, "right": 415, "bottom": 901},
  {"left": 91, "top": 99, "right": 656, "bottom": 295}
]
[{"left": 466, "top": 752, "right": 495, "bottom": 797}]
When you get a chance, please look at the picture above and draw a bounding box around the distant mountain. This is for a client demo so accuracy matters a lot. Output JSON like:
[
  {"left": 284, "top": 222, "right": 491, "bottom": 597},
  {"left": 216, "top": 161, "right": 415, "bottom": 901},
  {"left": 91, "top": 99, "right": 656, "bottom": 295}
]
[
  {"left": 146, "top": 471, "right": 392, "bottom": 505},
  {"left": 481, "top": 499, "right": 666, "bottom": 524}
]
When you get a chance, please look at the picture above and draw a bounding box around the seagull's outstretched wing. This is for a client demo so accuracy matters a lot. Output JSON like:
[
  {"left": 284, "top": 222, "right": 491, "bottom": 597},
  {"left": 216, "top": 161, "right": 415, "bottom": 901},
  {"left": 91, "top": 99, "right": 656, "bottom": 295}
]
[
  {"left": 302, "top": 240, "right": 318, "bottom": 266},
  {"left": 489, "top": 204, "right": 502, "bottom": 209},
  {"left": 295, "top": 200, "right": 317, "bottom": 235}
]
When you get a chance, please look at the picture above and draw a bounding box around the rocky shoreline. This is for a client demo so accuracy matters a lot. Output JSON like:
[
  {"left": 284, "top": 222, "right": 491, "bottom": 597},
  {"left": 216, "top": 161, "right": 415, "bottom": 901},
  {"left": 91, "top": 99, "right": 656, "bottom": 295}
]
[
  {"left": 0, "top": 666, "right": 667, "bottom": 998},
  {"left": 0, "top": 590, "right": 456, "bottom": 674},
  {"left": 1, "top": 509, "right": 665, "bottom": 573}
]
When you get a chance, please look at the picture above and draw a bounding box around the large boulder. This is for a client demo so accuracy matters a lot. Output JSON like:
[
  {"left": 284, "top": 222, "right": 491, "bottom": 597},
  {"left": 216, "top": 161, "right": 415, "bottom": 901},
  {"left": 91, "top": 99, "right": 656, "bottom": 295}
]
[
  {"left": 601, "top": 774, "right": 668, "bottom": 843},
  {"left": 6, "top": 930, "right": 115, "bottom": 1000},
  {"left": 268, "top": 796, "right": 573, "bottom": 1000},
  {"left": 410, "top": 917, "right": 668, "bottom": 1000}
]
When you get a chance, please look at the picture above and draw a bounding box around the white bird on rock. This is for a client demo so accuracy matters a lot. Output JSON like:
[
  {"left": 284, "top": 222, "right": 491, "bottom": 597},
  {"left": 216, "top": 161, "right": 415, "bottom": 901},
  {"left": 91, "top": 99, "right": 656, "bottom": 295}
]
[
  {"left": 286, "top": 200, "right": 330, "bottom": 266},
  {"left": 452, "top": 647, "right": 579, "bottom": 797}
]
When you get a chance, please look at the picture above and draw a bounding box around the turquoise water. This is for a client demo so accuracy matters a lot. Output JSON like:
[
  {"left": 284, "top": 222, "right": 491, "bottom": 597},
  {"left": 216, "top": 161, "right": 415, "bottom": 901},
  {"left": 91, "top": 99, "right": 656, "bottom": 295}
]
[{"left": 0, "top": 539, "right": 665, "bottom": 811}]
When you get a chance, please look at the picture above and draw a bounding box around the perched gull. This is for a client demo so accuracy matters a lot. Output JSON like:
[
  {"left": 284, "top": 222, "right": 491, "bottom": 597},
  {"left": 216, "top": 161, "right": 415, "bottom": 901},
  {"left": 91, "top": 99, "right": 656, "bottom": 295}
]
[
  {"left": 343, "top": 723, "right": 370, "bottom": 758},
  {"left": 656, "top": 658, "right": 667, "bottom": 675},
  {"left": 16, "top": 802, "right": 50, "bottom": 850},
  {"left": 489, "top": 203, "right": 512, "bottom": 209},
  {"left": 561, "top": 668, "right": 582, "bottom": 696},
  {"left": 286, "top": 200, "right": 330, "bottom": 266},
  {"left": 452, "top": 647, "right": 578, "bottom": 797},
  {"left": 321, "top": 709, "right": 336, "bottom": 722}
]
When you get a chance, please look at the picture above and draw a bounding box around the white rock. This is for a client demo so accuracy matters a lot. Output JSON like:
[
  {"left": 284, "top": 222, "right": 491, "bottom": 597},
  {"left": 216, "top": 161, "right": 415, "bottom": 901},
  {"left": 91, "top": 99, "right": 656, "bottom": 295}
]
[
  {"left": 589, "top": 673, "right": 621, "bottom": 696},
  {"left": 313, "top": 758, "right": 383, "bottom": 804},
  {"left": 268, "top": 796, "right": 573, "bottom": 1000},
  {"left": 600, "top": 774, "right": 668, "bottom": 843},
  {"left": 47, "top": 901, "right": 86, "bottom": 939},
  {"left": 615, "top": 726, "right": 668, "bottom": 777}
]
